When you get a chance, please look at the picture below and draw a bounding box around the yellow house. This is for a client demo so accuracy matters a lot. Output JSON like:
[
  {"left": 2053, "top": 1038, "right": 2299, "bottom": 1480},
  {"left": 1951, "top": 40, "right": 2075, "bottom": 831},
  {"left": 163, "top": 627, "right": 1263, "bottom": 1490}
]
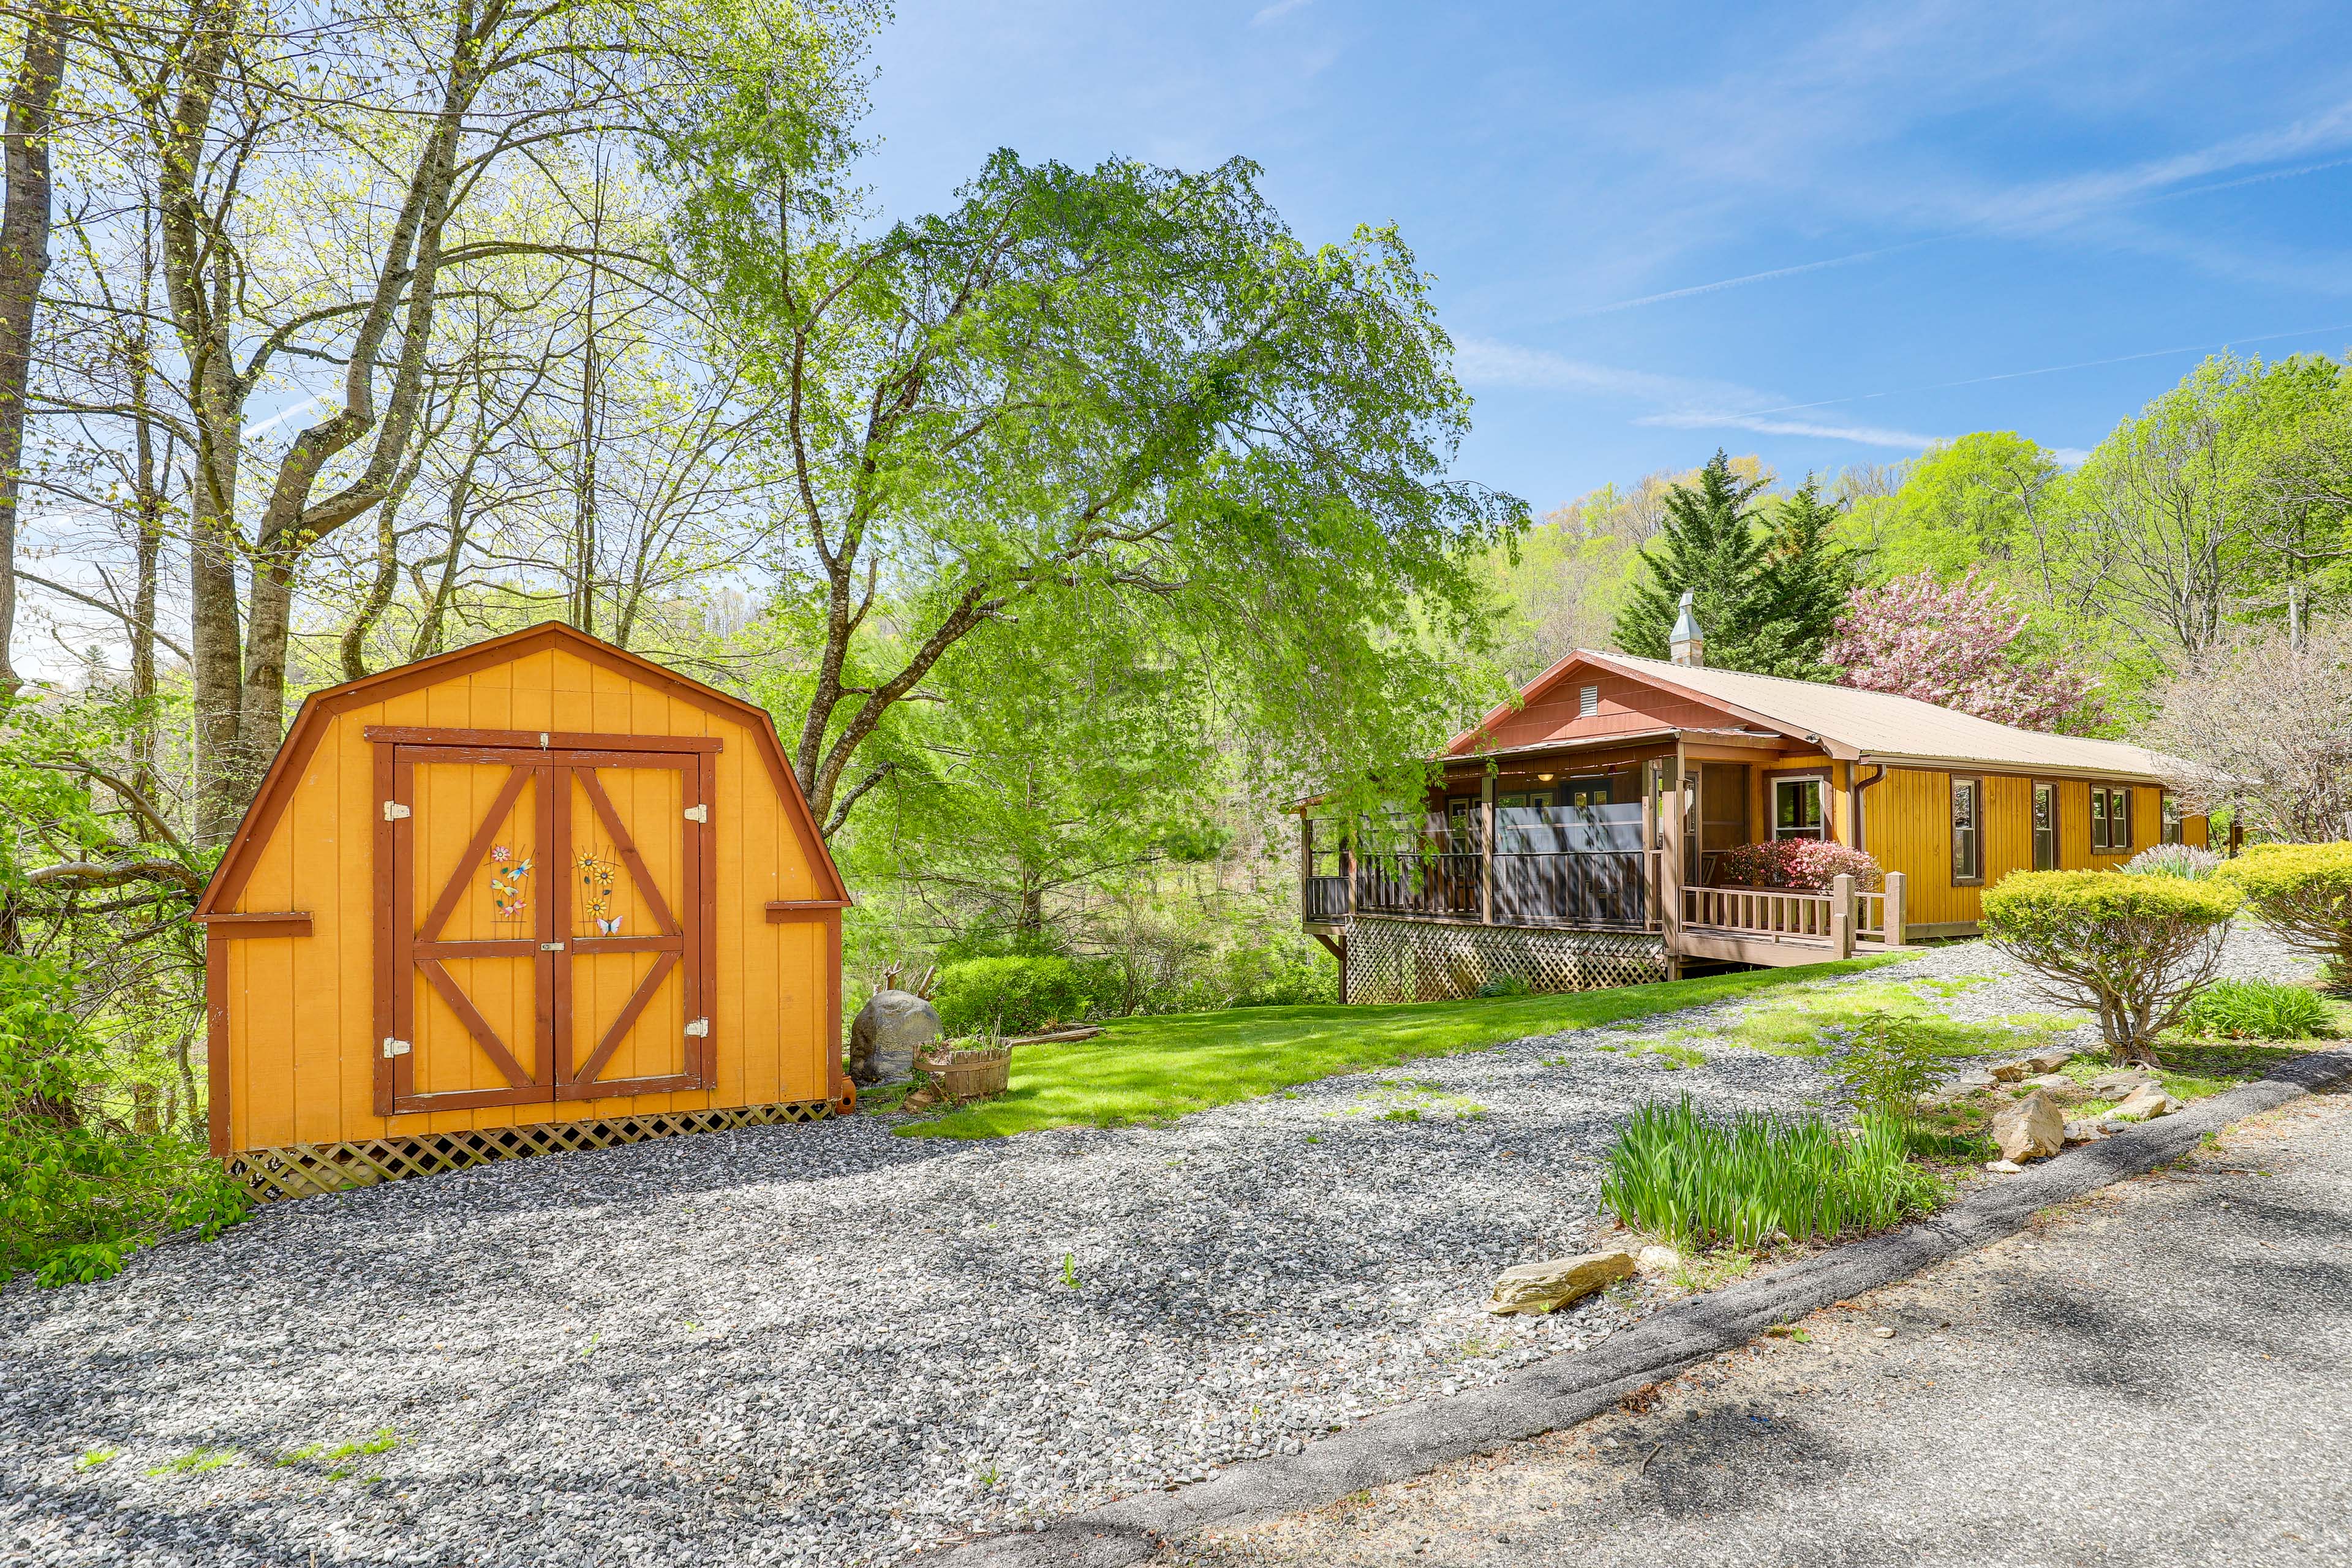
[{"left": 1300, "top": 636, "right": 2203, "bottom": 1003}]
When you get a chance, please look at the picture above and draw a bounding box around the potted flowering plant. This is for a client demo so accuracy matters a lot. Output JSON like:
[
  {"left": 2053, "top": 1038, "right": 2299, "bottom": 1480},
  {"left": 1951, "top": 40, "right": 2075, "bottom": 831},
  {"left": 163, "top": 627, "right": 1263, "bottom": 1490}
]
[{"left": 1715, "top": 840, "right": 1883, "bottom": 892}]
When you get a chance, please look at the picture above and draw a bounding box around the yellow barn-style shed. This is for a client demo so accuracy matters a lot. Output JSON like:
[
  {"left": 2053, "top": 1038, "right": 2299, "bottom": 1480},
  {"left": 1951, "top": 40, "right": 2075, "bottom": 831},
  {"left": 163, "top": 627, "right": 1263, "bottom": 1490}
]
[{"left": 193, "top": 623, "right": 853, "bottom": 1198}]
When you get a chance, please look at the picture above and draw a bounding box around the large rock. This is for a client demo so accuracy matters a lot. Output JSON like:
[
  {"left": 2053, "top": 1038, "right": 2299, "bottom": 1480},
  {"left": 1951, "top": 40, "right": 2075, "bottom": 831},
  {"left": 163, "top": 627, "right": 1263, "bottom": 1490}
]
[
  {"left": 848, "top": 989, "right": 941, "bottom": 1085},
  {"left": 2089, "top": 1069, "right": 2157, "bottom": 1100},
  {"left": 1487, "top": 1250, "right": 1637, "bottom": 1316},
  {"left": 1991, "top": 1088, "right": 2067, "bottom": 1163},
  {"left": 2111, "top": 1084, "right": 2186, "bottom": 1122},
  {"left": 2025, "top": 1048, "right": 2078, "bottom": 1074}
]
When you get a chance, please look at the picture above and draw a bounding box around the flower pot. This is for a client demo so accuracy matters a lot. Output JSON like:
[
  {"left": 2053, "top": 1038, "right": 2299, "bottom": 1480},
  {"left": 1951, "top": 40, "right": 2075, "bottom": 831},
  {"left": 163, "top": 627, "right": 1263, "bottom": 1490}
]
[{"left": 913, "top": 1044, "right": 1013, "bottom": 1105}]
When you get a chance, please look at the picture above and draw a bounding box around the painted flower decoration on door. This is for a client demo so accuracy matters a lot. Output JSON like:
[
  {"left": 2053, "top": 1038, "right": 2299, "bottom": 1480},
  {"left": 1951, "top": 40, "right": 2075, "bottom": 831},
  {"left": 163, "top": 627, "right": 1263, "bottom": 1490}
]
[
  {"left": 577, "top": 851, "right": 622, "bottom": 935},
  {"left": 487, "top": 845, "right": 534, "bottom": 924}
]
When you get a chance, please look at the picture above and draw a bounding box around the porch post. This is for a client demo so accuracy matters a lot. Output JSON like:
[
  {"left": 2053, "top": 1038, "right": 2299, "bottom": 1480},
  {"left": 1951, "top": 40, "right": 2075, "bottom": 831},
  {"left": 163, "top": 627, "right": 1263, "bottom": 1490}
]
[
  {"left": 1883, "top": 870, "right": 1907, "bottom": 947},
  {"left": 1830, "top": 872, "right": 1855, "bottom": 961},
  {"left": 1640, "top": 764, "right": 1659, "bottom": 930},
  {"left": 1480, "top": 766, "right": 1496, "bottom": 925},
  {"left": 1299, "top": 813, "right": 1313, "bottom": 922},
  {"left": 1659, "top": 755, "right": 1684, "bottom": 978}
]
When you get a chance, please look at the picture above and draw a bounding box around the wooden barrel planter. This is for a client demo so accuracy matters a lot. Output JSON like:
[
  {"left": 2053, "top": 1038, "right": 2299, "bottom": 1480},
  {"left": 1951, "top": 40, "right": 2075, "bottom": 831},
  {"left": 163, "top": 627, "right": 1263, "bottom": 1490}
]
[{"left": 914, "top": 1044, "right": 1013, "bottom": 1105}]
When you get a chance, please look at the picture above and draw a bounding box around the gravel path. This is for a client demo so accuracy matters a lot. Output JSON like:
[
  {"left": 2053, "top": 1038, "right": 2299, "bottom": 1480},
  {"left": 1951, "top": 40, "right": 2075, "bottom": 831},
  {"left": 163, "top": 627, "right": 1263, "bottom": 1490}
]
[
  {"left": 0, "top": 928, "right": 2314, "bottom": 1567},
  {"left": 1169, "top": 1057, "right": 2352, "bottom": 1567}
]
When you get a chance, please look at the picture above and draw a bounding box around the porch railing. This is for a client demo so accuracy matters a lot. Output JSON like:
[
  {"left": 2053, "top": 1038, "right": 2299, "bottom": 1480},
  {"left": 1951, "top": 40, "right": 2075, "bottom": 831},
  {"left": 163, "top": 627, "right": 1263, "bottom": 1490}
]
[
  {"left": 1681, "top": 872, "right": 1907, "bottom": 952},
  {"left": 1303, "top": 875, "right": 1349, "bottom": 922},
  {"left": 1352, "top": 850, "right": 1482, "bottom": 918}
]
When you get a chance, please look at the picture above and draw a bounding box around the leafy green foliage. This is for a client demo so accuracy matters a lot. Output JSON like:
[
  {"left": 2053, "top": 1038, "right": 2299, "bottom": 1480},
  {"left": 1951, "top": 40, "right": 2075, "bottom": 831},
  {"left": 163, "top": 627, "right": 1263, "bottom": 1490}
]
[
  {"left": 0, "top": 956, "right": 251, "bottom": 1286},
  {"left": 1817, "top": 1009, "right": 1943, "bottom": 1127},
  {"left": 1980, "top": 870, "right": 2242, "bottom": 1065},
  {"left": 2180, "top": 979, "right": 2332, "bottom": 1040},
  {"left": 2216, "top": 842, "right": 2352, "bottom": 973},
  {"left": 2122, "top": 843, "right": 2225, "bottom": 880},
  {"left": 932, "top": 956, "right": 1098, "bottom": 1035},
  {"left": 1599, "top": 1096, "right": 1945, "bottom": 1253}
]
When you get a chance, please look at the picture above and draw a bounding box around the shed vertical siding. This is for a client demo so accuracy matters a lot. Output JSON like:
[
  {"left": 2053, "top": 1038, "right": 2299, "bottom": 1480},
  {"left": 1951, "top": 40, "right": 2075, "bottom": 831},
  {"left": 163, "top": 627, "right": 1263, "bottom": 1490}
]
[{"left": 208, "top": 637, "right": 842, "bottom": 1155}]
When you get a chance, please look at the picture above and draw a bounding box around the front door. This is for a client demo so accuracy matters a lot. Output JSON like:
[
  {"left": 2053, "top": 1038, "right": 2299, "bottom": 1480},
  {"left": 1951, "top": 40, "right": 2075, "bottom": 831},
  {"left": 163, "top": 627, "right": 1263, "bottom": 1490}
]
[{"left": 374, "top": 739, "right": 710, "bottom": 1116}]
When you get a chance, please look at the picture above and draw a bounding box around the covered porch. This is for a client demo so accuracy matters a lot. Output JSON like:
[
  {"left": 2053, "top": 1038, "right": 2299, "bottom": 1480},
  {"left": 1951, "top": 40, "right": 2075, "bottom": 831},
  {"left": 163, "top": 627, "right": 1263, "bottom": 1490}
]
[{"left": 1300, "top": 731, "right": 1910, "bottom": 1001}]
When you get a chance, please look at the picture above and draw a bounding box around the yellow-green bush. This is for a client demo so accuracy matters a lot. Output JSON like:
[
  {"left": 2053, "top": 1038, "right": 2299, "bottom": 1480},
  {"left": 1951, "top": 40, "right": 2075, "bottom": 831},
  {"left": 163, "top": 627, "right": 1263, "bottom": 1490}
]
[
  {"left": 2216, "top": 842, "right": 2352, "bottom": 976},
  {"left": 1980, "top": 870, "right": 2241, "bottom": 1065}
]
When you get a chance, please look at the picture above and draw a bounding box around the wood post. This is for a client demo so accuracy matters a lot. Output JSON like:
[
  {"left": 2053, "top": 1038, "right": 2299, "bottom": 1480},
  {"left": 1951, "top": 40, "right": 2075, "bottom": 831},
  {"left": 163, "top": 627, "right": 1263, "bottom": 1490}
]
[
  {"left": 1341, "top": 825, "right": 1355, "bottom": 919},
  {"left": 1641, "top": 778, "right": 1659, "bottom": 930},
  {"left": 1479, "top": 769, "right": 1496, "bottom": 924},
  {"left": 1883, "top": 870, "right": 1907, "bottom": 947},
  {"left": 1299, "top": 813, "right": 1313, "bottom": 922},
  {"left": 1830, "top": 872, "right": 1855, "bottom": 961},
  {"left": 1659, "top": 761, "right": 1684, "bottom": 974}
]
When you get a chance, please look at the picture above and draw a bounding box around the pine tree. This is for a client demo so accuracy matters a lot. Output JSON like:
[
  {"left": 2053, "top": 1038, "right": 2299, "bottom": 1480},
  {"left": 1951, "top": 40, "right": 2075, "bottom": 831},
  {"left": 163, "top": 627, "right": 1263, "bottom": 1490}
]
[
  {"left": 1741, "top": 475, "right": 1860, "bottom": 679},
  {"left": 1612, "top": 451, "right": 1768, "bottom": 662}
]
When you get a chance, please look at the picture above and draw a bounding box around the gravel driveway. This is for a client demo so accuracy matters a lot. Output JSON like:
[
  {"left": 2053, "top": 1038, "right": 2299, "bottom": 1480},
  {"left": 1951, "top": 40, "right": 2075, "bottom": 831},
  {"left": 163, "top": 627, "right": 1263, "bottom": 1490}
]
[
  {"left": 1171, "top": 1058, "right": 2352, "bottom": 1567},
  {"left": 0, "top": 930, "right": 2312, "bottom": 1567}
]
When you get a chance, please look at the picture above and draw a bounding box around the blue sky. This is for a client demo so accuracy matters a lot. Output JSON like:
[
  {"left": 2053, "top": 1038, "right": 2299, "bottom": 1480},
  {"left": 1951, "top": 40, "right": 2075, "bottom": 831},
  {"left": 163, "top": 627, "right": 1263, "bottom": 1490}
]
[{"left": 859, "top": 0, "right": 2352, "bottom": 511}]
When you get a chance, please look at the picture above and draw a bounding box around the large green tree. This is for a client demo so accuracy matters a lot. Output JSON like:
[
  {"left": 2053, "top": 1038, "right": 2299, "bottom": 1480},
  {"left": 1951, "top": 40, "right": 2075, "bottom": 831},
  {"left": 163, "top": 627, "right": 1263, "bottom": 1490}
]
[
  {"left": 1612, "top": 451, "right": 1770, "bottom": 666},
  {"left": 1742, "top": 475, "right": 1858, "bottom": 679},
  {"left": 664, "top": 87, "right": 1526, "bottom": 835}
]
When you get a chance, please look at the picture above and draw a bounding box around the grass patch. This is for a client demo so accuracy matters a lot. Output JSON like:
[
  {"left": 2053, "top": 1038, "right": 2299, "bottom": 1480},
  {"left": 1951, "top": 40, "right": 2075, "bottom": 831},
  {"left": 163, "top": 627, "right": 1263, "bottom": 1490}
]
[
  {"left": 274, "top": 1430, "right": 399, "bottom": 1480},
  {"left": 1602, "top": 1096, "right": 1947, "bottom": 1251},
  {"left": 146, "top": 1447, "right": 235, "bottom": 1477},
  {"left": 899, "top": 959, "right": 1896, "bottom": 1139},
  {"left": 2180, "top": 979, "right": 2334, "bottom": 1041},
  {"left": 1722, "top": 977, "right": 2067, "bottom": 1060}
]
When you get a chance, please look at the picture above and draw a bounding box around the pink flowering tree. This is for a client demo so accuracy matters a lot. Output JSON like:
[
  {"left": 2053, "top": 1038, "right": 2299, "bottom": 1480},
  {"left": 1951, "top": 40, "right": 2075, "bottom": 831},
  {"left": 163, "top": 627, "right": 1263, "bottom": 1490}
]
[{"left": 1827, "top": 570, "right": 2103, "bottom": 733}]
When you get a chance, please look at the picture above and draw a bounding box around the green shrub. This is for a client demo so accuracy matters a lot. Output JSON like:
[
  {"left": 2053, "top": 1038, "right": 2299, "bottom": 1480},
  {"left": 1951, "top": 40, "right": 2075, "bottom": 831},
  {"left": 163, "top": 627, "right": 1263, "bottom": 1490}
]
[
  {"left": 2122, "top": 843, "right": 2225, "bottom": 880},
  {"left": 2179, "top": 978, "right": 2332, "bottom": 1040},
  {"left": 1818, "top": 1009, "right": 1942, "bottom": 1127},
  {"left": 1474, "top": 974, "right": 1531, "bottom": 999},
  {"left": 1599, "top": 1096, "right": 1945, "bottom": 1252},
  {"left": 932, "top": 956, "right": 1097, "bottom": 1035},
  {"left": 1980, "top": 870, "right": 2241, "bottom": 1066},
  {"left": 2216, "top": 842, "right": 2352, "bottom": 977},
  {"left": 1, "top": 956, "right": 251, "bottom": 1286}
]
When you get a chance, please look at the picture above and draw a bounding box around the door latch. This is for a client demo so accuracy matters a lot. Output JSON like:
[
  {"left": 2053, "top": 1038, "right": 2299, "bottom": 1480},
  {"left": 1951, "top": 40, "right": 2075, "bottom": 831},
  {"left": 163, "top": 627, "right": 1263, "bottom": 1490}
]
[
  {"left": 541, "top": 941, "right": 565, "bottom": 952},
  {"left": 381, "top": 1038, "right": 411, "bottom": 1058},
  {"left": 382, "top": 801, "right": 411, "bottom": 821},
  {"left": 684, "top": 1017, "right": 710, "bottom": 1038},
  {"left": 682, "top": 804, "right": 708, "bottom": 823}
]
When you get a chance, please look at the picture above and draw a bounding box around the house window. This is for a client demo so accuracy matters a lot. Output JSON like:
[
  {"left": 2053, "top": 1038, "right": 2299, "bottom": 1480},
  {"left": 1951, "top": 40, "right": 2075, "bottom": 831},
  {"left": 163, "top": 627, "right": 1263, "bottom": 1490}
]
[
  {"left": 1578, "top": 684, "right": 1600, "bottom": 718},
  {"left": 2092, "top": 786, "right": 2133, "bottom": 853},
  {"left": 1951, "top": 776, "right": 1983, "bottom": 884},
  {"left": 2031, "top": 781, "right": 2057, "bottom": 871},
  {"left": 2162, "top": 791, "right": 2183, "bottom": 845},
  {"left": 1773, "top": 777, "right": 1826, "bottom": 840}
]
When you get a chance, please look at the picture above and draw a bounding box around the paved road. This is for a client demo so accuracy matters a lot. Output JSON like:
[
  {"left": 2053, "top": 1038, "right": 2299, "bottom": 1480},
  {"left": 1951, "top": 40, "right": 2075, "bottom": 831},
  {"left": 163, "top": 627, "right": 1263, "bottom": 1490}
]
[{"left": 1171, "top": 1082, "right": 2352, "bottom": 1568}]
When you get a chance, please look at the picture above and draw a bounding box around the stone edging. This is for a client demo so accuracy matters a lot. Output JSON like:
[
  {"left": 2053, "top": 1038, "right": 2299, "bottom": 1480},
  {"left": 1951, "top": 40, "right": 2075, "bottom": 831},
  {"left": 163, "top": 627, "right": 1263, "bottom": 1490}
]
[{"left": 933, "top": 1047, "right": 2352, "bottom": 1567}]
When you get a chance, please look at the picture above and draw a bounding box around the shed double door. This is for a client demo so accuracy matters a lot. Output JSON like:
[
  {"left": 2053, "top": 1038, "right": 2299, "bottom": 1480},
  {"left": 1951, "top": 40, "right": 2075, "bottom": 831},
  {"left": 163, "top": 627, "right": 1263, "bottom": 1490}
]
[{"left": 373, "top": 736, "right": 715, "bottom": 1117}]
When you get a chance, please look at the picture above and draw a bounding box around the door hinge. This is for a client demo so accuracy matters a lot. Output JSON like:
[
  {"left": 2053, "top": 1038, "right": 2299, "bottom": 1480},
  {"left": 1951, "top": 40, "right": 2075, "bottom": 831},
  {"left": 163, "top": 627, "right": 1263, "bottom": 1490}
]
[
  {"left": 683, "top": 804, "right": 708, "bottom": 823},
  {"left": 382, "top": 801, "right": 411, "bottom": 821},
  {"left": 381, "top": 1038, "right": 411, "bottom": 1058},
  {"left": 540, "top": 732, "right": 550, "bottom": 749},
  {"left": 684, "top": 1017, "right": 710, "bottom": 1038}
]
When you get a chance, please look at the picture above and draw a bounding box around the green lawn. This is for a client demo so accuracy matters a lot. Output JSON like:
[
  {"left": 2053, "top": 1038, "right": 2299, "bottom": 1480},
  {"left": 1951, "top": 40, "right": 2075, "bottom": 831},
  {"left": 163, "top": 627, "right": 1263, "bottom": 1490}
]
[{"left": 889, "top": 957, "right": 1897, "bottom": 1139}]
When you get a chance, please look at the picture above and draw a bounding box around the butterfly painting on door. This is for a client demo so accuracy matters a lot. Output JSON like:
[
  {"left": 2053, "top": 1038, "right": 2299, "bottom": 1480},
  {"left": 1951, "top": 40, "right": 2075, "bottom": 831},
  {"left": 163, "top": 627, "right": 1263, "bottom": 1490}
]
[{"left": 486, "top": 845, "right": 533, "bottom": 925}]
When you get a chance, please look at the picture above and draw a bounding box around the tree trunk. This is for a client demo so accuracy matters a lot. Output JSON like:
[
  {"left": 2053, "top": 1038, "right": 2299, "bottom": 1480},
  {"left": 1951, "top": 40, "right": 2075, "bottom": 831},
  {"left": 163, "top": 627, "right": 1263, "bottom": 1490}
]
[{"left": 0, "top": 9, "right": 65, "bottom": 699}]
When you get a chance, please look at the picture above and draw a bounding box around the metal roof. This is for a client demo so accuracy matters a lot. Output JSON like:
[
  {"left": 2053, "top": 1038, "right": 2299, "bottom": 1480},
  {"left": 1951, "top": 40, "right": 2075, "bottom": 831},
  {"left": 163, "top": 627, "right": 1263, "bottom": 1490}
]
[{"left": 1565, "top": 651, "right": 2178, "bottom": 782}]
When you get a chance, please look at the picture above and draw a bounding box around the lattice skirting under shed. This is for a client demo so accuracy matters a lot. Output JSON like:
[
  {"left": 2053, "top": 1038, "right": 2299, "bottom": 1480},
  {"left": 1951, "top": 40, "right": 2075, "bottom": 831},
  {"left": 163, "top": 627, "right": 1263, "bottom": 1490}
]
[
  {"left": 1344, "top": 918, "right": 1667, "bottom": 1004},
  {"left": 223, "top": 1099, "right": 837, "bottom": 1203}
]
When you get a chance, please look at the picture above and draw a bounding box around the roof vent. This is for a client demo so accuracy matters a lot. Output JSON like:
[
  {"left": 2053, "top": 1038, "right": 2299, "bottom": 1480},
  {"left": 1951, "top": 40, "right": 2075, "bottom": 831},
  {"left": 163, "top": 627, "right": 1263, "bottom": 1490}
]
[
  {"left": 1670, "top": 590, "right": 1705, "bottom": 668},
  {"left": 1579, "top": 684, "right": 1599, "bottom": 718}
]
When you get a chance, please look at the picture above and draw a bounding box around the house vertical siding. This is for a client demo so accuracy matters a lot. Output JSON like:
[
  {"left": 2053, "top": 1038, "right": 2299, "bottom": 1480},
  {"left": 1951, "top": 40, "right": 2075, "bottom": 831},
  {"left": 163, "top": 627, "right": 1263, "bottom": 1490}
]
[{"left": 1866, "top": 769, "right": 2204, "bottom": 936}]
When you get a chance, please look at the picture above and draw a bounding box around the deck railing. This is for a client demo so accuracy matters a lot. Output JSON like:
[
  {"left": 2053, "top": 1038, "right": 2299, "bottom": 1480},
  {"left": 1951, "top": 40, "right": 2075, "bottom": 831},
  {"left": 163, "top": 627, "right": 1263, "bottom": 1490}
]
[
  {"left": 1682, "top": 872, "right": 1907, "bottom": 954},
  {"left": 1303, "top": 875, "right": 1349, "bottom": 922}
]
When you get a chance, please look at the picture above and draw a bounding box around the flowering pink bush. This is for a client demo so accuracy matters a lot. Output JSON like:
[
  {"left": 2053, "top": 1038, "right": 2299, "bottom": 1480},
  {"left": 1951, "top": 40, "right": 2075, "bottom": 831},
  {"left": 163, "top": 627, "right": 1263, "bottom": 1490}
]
[
  {"left": 1827, "top": 570, "right": 2103, "bottom": 734},
  {"left": 1716, "top": 839, "right": 1883, "bottom": 892}
]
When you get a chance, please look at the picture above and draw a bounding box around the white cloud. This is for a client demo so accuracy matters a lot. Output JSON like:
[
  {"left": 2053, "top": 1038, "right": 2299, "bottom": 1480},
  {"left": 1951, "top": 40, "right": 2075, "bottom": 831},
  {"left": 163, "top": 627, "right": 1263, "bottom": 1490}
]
[
  {"left": 1251, "top": 0, "right": 1311, "bottom": 24},
  {"left": 1637, "top": 410, "right": 1946, "bottom": 451},
  {"left": 1451, "top": 337, "right": 1769, "bottom": 410}
]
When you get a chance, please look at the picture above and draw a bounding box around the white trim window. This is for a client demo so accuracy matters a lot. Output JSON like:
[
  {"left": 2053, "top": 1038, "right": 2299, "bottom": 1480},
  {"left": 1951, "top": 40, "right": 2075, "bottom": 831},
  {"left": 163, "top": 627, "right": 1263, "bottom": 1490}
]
[{"left": 1772, "top": 776, "right": 1826, "bottom": 841}]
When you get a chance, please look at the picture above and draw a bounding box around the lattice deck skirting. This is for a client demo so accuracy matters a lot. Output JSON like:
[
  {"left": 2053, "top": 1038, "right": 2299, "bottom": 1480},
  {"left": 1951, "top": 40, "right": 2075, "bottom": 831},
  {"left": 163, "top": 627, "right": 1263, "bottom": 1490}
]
[
  {"left": 1344, "top": 917, "right": 1667, "bottom": 1004},
  {"left": 224, "top": 1099, "right": 837, "bottom": 1203}
]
